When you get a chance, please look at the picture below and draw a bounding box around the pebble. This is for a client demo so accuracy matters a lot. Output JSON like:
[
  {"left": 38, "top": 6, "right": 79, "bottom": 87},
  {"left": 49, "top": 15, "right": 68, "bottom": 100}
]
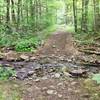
[
  {"left": 69, "top": 69, "right": 87, "bottom": 77},
  {"left": 20, "top": 55, "right": 29, "bottom": 60},
  {"left": 35, "top": 86, "right": 40, "bottom": 90},
  {"left": 42, "top": 87, "right": 48, "bottom": 90},
  {"left": 49, "top": 85, "right": 55, "bottom": 89},
  {"left": 57, "top": 83, "right": 63, "bottom": 86},
  {"left": 81, "top": 93, "right": 90, "bottom": 98},
  {"left": 41, "top": 76, "right": 48, "bottom": 80},
  {"left": 47, "top": 90, "right": 54, "bottom": 95},
  {"left": 58, "top": 94, "right": 63, "bottom": 98},
  {"left": 28, "top": 71, "right": 34, "bottom": 75},
  {"left": 55, "top": 73, "right": 60, "bottom": 78},
  {"left": 34, "top": 79, "right": 40, "bottom": 82},
  {"left": 46, "top": 89, "right": 57, "bottom": 95},
  {"left": 68, "top": 88, "right": 73, "bottom": 92},
  {"left": 63, "top": 72, "right": 71, "bottom": 77},
  {"left": 71, "top": 82, "right": 78, "bottom": 86}
]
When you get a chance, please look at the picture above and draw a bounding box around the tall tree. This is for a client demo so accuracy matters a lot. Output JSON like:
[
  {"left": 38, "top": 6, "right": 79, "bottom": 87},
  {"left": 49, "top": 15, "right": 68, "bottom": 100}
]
[
  {"left": 11, "top": 0, "right": 16, "bottom": 23},
  {"left": 81, "top": 0, "right": 89, "bottom": 32},
  {"left": 93, "top": 0, "right": 100, "bottom": 32},
  {"left": 6, "top": 0, "right": 10, "bottom": 23},
  {"left": 73, "top": 0, "right": 77, "bottom": 32}
]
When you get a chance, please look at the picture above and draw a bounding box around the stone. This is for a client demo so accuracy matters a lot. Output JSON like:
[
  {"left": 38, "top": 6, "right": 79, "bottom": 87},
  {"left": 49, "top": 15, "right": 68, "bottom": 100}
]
[
  {"left": 30, "top": 56, "right": 36, "bottom": 60},
  {"left": 42, "top": 87, "right": 48, "bottom": 91},
  {"left": 52, "top": 45, "right": 56, "bottom": 48},
  {"left": 55, "top": 73, "right": 60, "bottom": 78},
  {"left": 41, "top": 76, "right": 48, "bottom": 80},
  {"left": 47, "top": 90, "right": 54, "bottom": 95},
  {"left": 20, "top": 54, "right": 29, "bottom": 60},
  {"left": 47, "top": 90, "right": 57, "bottom": 95},
  {"left": 63, "top": 72, "right": 71, "bottom": 77},
  {"left": 62, "top": 66, "right": 70, "bottom": 73},
  {"left": 4, "top": 51, "right": 19, "bottom": 61},
  {"left": 16, "top": 71, "right": 28, "bottom": 80},
  {"left": 0, "top": 52, "right": 4, "bottom": 59},
  {"left": 71, "top": 82, "right": 78, "bottom": 86},
  {"left": 81, "top": 93, "right": 90, "bottom": 98},
  {"left": 49, "top": 85, "right": 55, "bottom": 89},
  {"left": 69, "top": 69, "right": 87, "bottom": 77},
  {"left": 58, "top": 94, "right": 63, "bottom": 98},
  {"left": 57, "top": 83, "right": 63, "bottom": 86},
  {"left": 28, "top": 71, "right": 34, "bottom": 76},
  {"left": 34, "top": 79, "right": 40, "bottom": 82}
]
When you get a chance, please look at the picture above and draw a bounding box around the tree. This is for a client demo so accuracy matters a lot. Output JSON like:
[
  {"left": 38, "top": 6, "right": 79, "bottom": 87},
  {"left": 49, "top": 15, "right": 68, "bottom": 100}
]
[
  {"left": 81, "top": 0, "right": 89, "bottom": 32},
  {"left": 73, "top": 0, "right": 77, "bottom": 32},
  {"left": 93, "top": 0, "right": 100, "bottom": 32}
]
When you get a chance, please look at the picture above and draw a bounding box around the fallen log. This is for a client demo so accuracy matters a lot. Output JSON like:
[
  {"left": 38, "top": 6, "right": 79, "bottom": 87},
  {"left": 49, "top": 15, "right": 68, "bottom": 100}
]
[
  {"left": 79, "top": 62, "right": 100, "bottom": 67},
  {"left": 79, "top": 49, "right": 100, "bottom": 55}
]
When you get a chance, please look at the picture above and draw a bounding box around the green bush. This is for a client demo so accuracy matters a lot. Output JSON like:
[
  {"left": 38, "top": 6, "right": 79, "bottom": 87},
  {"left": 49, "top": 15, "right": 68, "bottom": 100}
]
[
  {"left": 15, "top": 37, "right": 40, "bottom": 52},
  {"left": 0, "top": 66, "right": 15, "bottom": 80}
]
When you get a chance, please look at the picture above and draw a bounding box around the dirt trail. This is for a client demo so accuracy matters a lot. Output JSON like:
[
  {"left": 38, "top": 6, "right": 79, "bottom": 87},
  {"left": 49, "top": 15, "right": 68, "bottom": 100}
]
[
  {"left": 20, "top": 31, "right": 89, "bottom": 100},
  {"left": 36, "top": 31, "right": 79, "bottom": 57},
  {"left": 0, "top": 31, "right": 98, "bottom": 100}
]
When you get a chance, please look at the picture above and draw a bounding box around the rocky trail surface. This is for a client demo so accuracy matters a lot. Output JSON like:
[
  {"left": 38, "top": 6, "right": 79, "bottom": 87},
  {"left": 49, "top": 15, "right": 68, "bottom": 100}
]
[{"left": 0, "top": 31, "right": 100, "bottom": 100}]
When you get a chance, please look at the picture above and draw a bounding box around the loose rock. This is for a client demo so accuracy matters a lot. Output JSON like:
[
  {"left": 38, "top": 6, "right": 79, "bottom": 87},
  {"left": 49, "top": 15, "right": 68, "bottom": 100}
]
[
  {"left": 69, "top": 69, "right": 87, "bottom": 77},
  {"left": 55, "top": 73, "right": 60, "bottom": 78},
  {"left": 20, "top": 54, "right": 29, "bottom": 61}
]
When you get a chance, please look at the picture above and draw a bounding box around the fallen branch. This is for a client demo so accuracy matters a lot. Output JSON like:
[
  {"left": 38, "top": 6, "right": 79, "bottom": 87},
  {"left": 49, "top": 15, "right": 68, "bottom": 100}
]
[
  {"left": 80, "top": 62, "right": 100, "bottom": 67},
  {"left": 79, "top": 49, "right": 100, "bottom": 55},
  {"left": 92, "top": 43, "right": 100, "bottom": 47}
]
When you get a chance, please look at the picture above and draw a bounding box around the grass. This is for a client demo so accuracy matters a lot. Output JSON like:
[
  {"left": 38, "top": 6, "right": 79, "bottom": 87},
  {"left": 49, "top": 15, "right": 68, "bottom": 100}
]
[
  {"left": 83, "top": 79, "right": 100, "bottom": 100},
  {"left": 0, "top": 81, "right": 22, "bottom": 100}
]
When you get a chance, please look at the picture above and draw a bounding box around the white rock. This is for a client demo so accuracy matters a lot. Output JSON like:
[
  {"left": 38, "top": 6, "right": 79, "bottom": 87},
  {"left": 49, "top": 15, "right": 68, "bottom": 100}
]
[
  {"left": 58, "top": 94, "right": 63, "bottom": 98},
  {"left": 20, "top": 54, "right": 29, "bottom": 60},
  {"left": 47, "top": 90, "right": 54, "bottom": 95},
  {"left": 34, "top": 79, "right": 40, "bottom": 82},
  {"left": 41, "top": 76, "right": 48, "bottom": 80},
  {"left": 42, "top": 87, "right": 48, "bottom": 90},
  {"left": 55, "top": 73, "right": 60, "bottom": 78}
]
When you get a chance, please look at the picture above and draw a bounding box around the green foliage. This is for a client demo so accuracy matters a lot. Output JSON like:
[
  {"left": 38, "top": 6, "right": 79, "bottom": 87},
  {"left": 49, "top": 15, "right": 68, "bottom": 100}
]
[
  {"left": 15, "top": 37, "right": 40, "bottom": 52},
  {"left": 92, "top": 74, "right": 100, "bottom": 84},
  {"left": 74, "top": 32, "right": 97, "bottom": 45},
  {"left": 0, "top": 35, "right": 15, "bottom": 47},
  {"left": 0, "top": 66, "right": 15, "bottom": 80}
]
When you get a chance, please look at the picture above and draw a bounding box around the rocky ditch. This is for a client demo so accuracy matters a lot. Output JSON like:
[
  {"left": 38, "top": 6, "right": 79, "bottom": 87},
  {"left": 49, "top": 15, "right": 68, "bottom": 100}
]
[{"left": 0, "top": 55, "right": 99, "bottom": 80}]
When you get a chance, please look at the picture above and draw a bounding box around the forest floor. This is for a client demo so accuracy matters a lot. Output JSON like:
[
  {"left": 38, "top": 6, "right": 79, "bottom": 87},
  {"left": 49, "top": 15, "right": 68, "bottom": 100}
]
[{"left": 0, "top": 31, "right": 100, "bottom": 100}]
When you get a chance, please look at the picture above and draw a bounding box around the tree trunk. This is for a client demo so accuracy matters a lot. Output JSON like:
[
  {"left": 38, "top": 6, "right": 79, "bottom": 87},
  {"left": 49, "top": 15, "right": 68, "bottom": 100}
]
[
  {"left": 6, "top": 0, "right": 10, "bottom": 23},
  {"left": 11, "top": 0, "right": 16, "bottom": 24},
  {"left": 73, "top": 0, "right": 77, "bottom": 32},
  {"left": 93, "top": 0, "right": 100, "bottom": 32},
  {"left": 81, "top": 0, "right": 89, "bottom": 32}
]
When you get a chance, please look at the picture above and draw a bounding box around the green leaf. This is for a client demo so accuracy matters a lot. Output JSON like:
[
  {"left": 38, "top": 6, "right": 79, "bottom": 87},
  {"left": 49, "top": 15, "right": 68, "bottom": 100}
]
[{"left": 92, "top": 74, "right": 100, "bottom": 84}]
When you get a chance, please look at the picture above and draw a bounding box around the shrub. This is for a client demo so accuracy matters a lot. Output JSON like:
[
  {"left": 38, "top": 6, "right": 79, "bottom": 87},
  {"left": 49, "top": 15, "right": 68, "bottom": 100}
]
[
  {"left": 0, "top": 66, "right": 15, "bottom": 80},
  {"left": 15, "top": 37, "right": 40, "bottom": 52}
]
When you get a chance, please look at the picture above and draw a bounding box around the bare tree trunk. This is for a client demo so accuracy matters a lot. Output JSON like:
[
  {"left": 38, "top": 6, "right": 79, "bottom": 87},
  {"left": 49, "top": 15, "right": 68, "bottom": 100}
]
[
  {"left": 93, "top": 0, "right": 100, "bottom": 32},
  {"left": 6, "top": 0, "right": 10, "bottom": 23},
  {"left": 81, "top": 0, "right": 89, "bottom": 32},
  {"left": 73, "top": 0, "right": 77, "bottom": 32},
  {"left": 17, "top": 0, "right": 21, "bottom": 28},
  {"left": 11, "top": 0, "right": 16, "bottom": 23}
]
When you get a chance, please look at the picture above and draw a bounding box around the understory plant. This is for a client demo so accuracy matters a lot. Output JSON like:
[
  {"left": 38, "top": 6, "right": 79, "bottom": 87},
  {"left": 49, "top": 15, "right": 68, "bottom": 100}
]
[
  {"left": 0, "top": 66, "right": 15, "bottom": 80},
  {"left": 15, "top": 37, "right": 41, "bottom": 52}
]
